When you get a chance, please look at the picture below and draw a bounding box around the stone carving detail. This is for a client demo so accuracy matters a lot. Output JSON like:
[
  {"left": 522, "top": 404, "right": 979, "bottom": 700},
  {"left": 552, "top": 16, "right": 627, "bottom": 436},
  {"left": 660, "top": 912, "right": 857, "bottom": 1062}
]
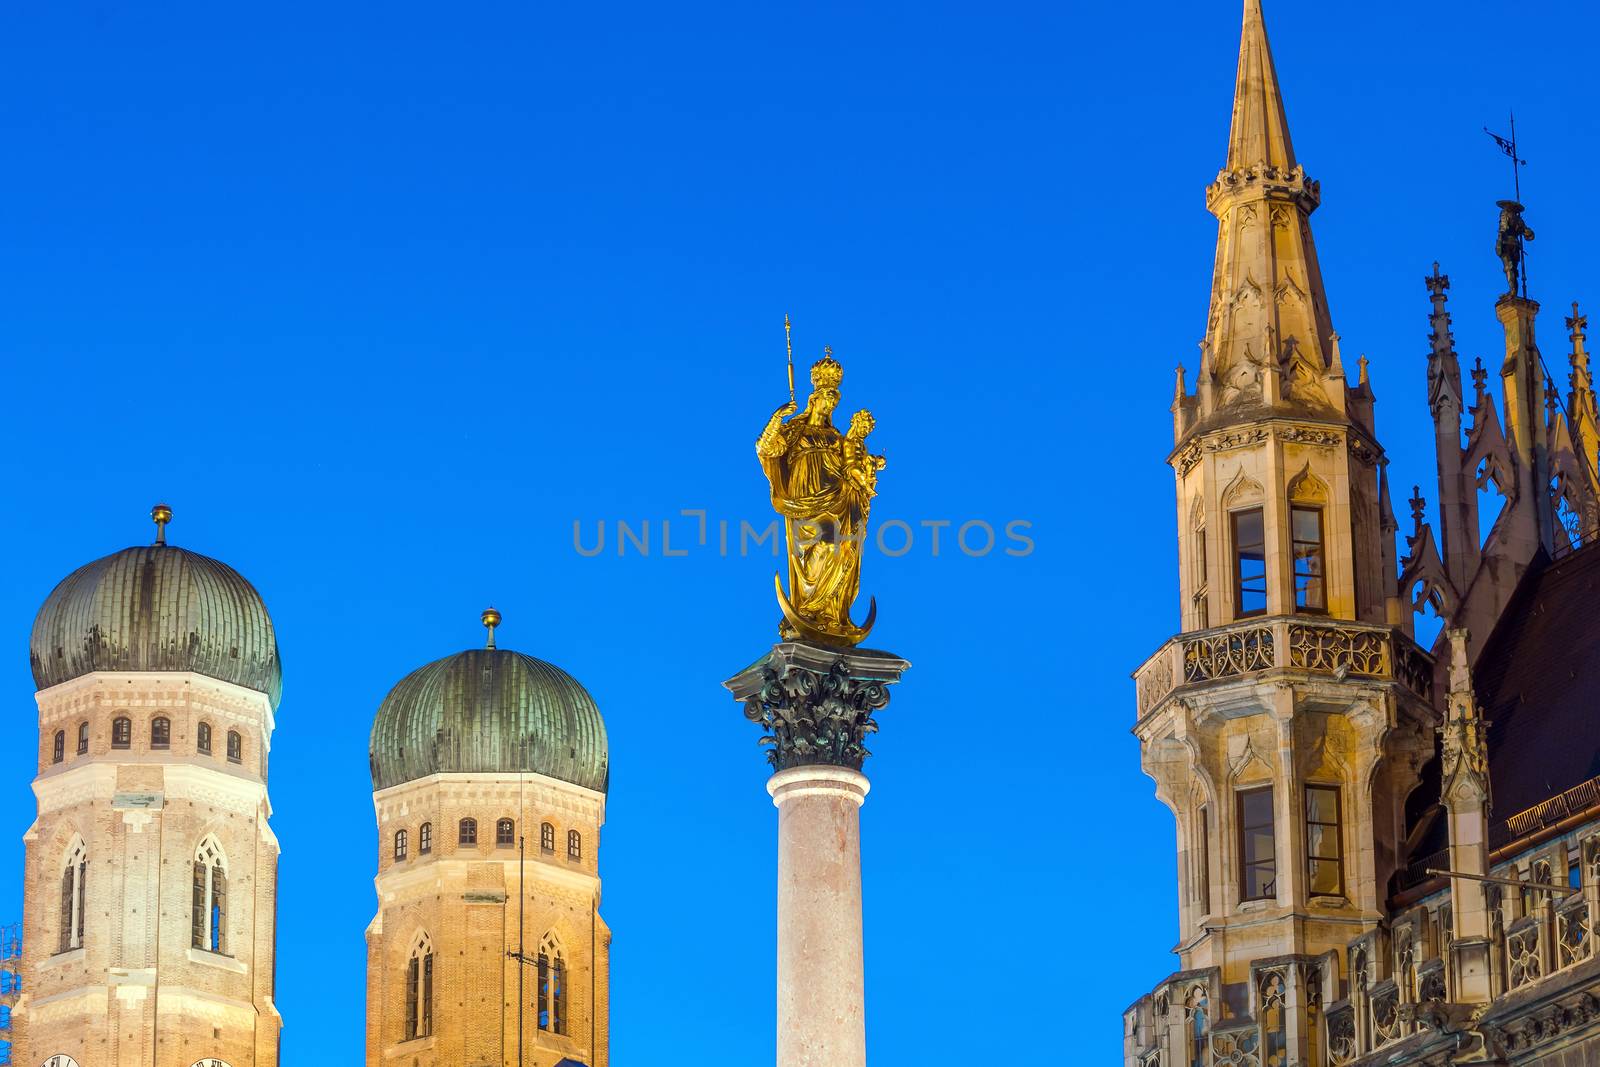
[
  {"left": 1417, "top": 959, "right": 1446, "bottom": 1003},
  {"left": 1184, "top": 627, "right": 1274, "bottom": 682},
  {"left": 1325, "top": 1003, "right": 1357, "bottom": 1065},
  {"left": 1277, "top": 426, "right": 1342, "bottom": 447},
  {"left": 1557, "top": 897, "right": 1591, "bottom": 970},
  {"left": 1370, "top": 980, "right": 1403, "bottom": 1047},
  {"left": 1137, "top": 654, "right": 1174, "bottom": 716},
  {"left": 1393, "top": 639, "right": 1434, "bottom": 702},
  {"left": 1288, "top": 624, "right": 1387, "bottom": 676},
  {"left": 1507, "top": 919, "right": 1543, "bottom": 989},
  {"left": 1208, "top": 1026, "right": 1260, "bottom": 1067},
  {"left": 742, "top": 655, "right": 893, "bottom": 771}
]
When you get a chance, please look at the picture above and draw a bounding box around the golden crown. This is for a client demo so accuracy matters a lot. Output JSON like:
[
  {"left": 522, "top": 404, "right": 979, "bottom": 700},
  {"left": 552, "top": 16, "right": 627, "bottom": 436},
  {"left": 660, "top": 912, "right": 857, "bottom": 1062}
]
[{"left": 810, "top": 350, "right": 843, "bottom": 389}]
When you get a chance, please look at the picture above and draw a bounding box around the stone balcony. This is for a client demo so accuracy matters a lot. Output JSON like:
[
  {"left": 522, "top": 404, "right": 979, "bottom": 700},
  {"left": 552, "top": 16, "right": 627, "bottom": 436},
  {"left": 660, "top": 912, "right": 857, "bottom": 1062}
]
[{"left": 1133, "top": 615, "right": 1435, "bottom": 722}]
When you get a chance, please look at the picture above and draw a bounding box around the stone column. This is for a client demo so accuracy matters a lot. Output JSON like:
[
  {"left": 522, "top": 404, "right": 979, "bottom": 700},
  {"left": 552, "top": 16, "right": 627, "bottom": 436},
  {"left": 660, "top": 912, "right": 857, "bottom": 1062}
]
[
  {"left": 726, "top": 641, "right": 909, "bottom": 1067},
  {"left": 770, "top": 765, "right": 869, "bottom": 1067}
]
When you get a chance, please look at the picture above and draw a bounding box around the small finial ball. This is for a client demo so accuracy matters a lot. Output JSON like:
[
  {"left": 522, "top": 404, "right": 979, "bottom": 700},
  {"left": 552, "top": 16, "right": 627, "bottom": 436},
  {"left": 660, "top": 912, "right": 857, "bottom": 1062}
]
[
  {"left": 152, "top": 502, "right": 172, "bottom": 526},
  {"left": 482, "top": 607, "right": 502, "bottom": 630}
]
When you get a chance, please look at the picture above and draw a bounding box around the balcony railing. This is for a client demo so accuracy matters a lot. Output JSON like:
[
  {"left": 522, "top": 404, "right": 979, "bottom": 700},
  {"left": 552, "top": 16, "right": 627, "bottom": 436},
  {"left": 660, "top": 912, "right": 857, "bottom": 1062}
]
[{"left": 1134, "top": 615, "right": 1434, "bottom": 719}]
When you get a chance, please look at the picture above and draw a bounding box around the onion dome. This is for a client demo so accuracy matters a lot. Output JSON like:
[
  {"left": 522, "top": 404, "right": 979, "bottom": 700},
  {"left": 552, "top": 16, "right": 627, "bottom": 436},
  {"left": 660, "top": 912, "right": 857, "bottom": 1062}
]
[
  {"left": 369, "top": 609, "right": 609, "bottom": 793},
  {"left": 29, "top": 505, "right": 282, "bottom": 706}
]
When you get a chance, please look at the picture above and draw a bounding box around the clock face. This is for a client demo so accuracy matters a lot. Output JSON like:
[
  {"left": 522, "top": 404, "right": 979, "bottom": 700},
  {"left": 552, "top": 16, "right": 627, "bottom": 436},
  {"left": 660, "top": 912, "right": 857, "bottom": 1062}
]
[{"left": 43, "top": 1058, "right": 81, "bottom": 1067}]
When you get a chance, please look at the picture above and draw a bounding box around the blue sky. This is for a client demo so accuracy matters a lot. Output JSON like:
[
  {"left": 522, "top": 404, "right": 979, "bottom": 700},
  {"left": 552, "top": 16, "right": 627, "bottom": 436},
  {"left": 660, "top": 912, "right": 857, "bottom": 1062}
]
[{"left": 2, "top": 2, "right": 1598, "bottom": 1063}]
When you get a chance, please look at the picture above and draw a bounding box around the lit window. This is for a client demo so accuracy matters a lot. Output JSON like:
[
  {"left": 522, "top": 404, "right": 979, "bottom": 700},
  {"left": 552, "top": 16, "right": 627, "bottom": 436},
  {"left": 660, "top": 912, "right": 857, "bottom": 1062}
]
[
  {"left": 496, "top": 819, "right": 515, "bottom": 847},
  {"left": 150, "top": 717, "right": 171, "bottom": 750},
  {"left": 1231, "top": 508, "right": 1267, "bottom": 617},
  {"left": 394, "top": 829, "right": 408, "bottom": 862},
  {"left": 59, "top": 839, "right": 87, "bottom": 953},
  {"left": 1305, "top": 785, "right": 1343, "bottom": 896},
  {"left": 197, "top": 722, "right": 212, "bottom": 755},
  {"left": 1237, "top": 787, "right": 1276, "bottom": 901},
  {"left": 567, "top": 830, "right": 582, "bottom": 861},
  {"left": 111, "top": 717, "right": 132, "bottom": 750},
  {"left": 459, "top": 818, "right": 477, "bottom": 846},
  {"left": 51, "top": 731, "right": 64, "bottom": 765},
  {"left": 1291, "top": 507, "right": 1326, "bottom": 611},
  {"left": 419, "top": 822, "right": 432, "bottom": 855},
  {"left": 537, "top": 934, "right": 568, "bottom": 1035},
  {"left": 192, "top": 837, "right": 228, "bottom": 954},
  {"left": 540, "top": 822, "right": 555, "bottom": 853}
]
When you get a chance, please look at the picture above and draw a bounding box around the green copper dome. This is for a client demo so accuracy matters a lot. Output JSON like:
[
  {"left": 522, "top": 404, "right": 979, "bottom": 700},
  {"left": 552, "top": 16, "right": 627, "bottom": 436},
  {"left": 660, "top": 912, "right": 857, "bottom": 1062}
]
[
  {"left": 369, "top": 647, "right": 609, "bottom": 793},
  {"left": 30, "top": 542, "right": 282, "bottom": 707}
]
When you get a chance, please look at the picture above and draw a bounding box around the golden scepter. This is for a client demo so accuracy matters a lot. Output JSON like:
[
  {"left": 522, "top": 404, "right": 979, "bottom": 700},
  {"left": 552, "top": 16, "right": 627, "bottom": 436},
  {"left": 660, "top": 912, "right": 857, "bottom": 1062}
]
[{"left": 784, "top": 313, "right": 795, "bottom": 404}]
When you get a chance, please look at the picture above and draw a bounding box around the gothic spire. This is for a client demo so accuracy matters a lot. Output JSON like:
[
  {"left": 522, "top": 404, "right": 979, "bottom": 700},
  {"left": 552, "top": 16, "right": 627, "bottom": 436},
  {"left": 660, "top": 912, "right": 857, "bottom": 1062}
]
[
  {"left": 1227, "top": 0, "right": 1297, "bottom": 174},
  {"left": 1183, "top": 0, "right": 1337, "bottom": 434}
]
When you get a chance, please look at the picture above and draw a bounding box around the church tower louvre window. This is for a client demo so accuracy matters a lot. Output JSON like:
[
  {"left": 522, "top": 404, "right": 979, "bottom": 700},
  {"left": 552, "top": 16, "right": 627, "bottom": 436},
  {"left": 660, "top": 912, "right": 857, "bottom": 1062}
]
[
  {"left": 16, "top": 505, "right": 283, "bottom": 1066},
  {"left": 366, "top": 611, "right": 611, "bottom": 1066}
]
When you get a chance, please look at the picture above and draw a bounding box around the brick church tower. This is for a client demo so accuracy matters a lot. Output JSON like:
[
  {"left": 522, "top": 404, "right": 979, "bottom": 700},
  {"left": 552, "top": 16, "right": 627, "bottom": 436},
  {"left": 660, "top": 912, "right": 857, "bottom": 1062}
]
[{"left": 15, "top": 506, "right": 283, "bottom": 1067}]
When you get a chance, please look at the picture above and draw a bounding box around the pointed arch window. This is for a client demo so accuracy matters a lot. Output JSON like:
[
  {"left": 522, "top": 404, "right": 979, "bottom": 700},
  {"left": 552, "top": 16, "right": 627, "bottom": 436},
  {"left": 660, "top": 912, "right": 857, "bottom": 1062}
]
[
  {"left": 150, "top": 717, "right": 171, "bottom": 750},
  {"left": 197, "top": 722, "right": 212, "bottom": 755},
  {"left": 1230, "top": 508, "right": 1267, "bottom": 617},
  {"left": 76, "top": 721, "right": 89, "bottom": 755},
  {"left": 496, "top": 818, "right": 515, "bottom": 847},
  {"left": 540, "top": 822, "right": 556, "bottom": 853},
  {"left": 537, "top": 933, "right": 568, "bottom": 1036},
  {"left": 51, "top": 730, "right": 65, "bottom": 765},
  {"left": 1290, "top": 506, "right": 1326, "bottom": 611},
  {"left": 567, "top": 829, "right": 582, "bottom": 861},
  {"left": 226, "top": 730, "right": 242, "bottom": 764},
  {"left": 192, "top": 837, "right": 228, "bottom": 954},
  {"left": 111, "top": 717, "right": 132, "bottom": 750},
  {"left": 58, "top": 838, "right": 87, "bottom": 953},
  {"left": 1192, "top": 500, "right": 1210, "bottom": 628},
  {"left": 405, "top": 933, "right": 434, "bottom": 1040},
  {"left": 418, "top": 822, "right": 432, "bottom": 855},
  {"left": 459, "top": 818, "right": 477, "bottom": 846},
  {"left": 394, "top": 829, "right": 408, "bottom": 862}
]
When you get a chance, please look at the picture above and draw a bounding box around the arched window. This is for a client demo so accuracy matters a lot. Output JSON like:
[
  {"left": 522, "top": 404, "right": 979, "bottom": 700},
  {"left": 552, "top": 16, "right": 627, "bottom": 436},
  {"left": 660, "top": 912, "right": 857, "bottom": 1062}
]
[
  {"left": 197, "top": 722, "right": 212, "bottom": 755},
  {"left": 51, "top": 731, "right": 65, "bottom": 765},
  {"left": 567, "top": 829, "right": 582, "bottom": 861},
  {"left": 405, "top": 933, "right": 434, "bottom": 1040},
  {"left": 151, "top": 717, "right": 171, "bottom": 750},
  {"left": 540, "top": 822, "right": 555, "bottom": 853},
  {"left": 458, "top": 818, "right": 477, "bottom": 846},
  {"left": 192, "top": 836, "right": 228, "bottom": 955},
  {"left": 111, "top": 717, "right": 132, "bottom": 750},
  {"left": 537, "top": 933, "right": 568, "bottom": 1036},
  {"left": 58, "top": 838, "right": 87, "bottom": 953},
  {"left": 496, "top": 819, "right": 515, "bottom": 847},
  {"left": 76, "top": 721, "right": 89, "bottom": 754},
  {"left": 226, "top": 730, "right": 242, "bottom": 764},
  {"left": 394, "top": 829, "right": 408, "bottom": 862},
  {"left": 419, "top": 822, "right": 432, "bottom": 855}
]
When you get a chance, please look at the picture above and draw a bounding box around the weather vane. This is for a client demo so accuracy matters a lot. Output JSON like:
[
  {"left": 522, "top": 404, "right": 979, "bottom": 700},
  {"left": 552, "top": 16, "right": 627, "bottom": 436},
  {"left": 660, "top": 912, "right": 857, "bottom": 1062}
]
[{"left": 1486, "top": 112, "right": 1534, "bottom": 299}]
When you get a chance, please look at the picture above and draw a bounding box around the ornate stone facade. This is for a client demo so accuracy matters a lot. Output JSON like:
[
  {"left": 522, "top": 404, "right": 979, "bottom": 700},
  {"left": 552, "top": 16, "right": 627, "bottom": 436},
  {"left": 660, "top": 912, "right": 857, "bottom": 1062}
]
[{"left": 1126, "top": 4, "right": 1600, "bottom": 1066}]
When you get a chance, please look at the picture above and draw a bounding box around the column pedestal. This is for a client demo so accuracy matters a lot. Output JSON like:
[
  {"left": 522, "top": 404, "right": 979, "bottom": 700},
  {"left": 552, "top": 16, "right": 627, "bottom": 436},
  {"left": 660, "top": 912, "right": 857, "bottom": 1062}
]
[
  {"left": 769, "top": 766, "right": 870, "bottom": 1067},
  {"left": 727, "top": 640, "right": 909, "bottom": 1067}
]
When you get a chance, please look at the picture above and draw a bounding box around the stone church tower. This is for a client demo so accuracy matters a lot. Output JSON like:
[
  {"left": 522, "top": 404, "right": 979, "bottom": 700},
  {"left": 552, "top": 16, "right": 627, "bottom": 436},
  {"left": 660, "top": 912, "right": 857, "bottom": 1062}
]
[
  {"left": 365, "top": 611, "right": 610, "bottom": 1067},
  {"left": 1130, "top": 1, "right": 1436, "bottom": 1059},
  {"left": 15, "top": 506, "right": 283, "bottom": 1067}
]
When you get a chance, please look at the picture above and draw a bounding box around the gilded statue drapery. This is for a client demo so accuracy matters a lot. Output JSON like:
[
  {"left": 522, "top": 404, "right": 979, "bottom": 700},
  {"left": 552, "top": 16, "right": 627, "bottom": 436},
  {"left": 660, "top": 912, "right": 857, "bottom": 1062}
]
[{"left": 756, "top": 351, "right": 885, "bottom": 646}]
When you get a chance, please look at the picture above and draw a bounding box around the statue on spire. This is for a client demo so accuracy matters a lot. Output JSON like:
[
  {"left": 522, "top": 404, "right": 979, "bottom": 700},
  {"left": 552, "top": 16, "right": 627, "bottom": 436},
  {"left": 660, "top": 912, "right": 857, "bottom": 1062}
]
[{"left": 1495, "top": 200, "right": 1534, "bottom": 297}]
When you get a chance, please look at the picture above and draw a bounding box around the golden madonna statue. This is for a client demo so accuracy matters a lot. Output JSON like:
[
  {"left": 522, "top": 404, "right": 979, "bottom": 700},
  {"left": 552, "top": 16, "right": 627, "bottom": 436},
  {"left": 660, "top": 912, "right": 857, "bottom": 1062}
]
[{"left": 757, "top": 349, "right": 886, "bottom": 646}]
